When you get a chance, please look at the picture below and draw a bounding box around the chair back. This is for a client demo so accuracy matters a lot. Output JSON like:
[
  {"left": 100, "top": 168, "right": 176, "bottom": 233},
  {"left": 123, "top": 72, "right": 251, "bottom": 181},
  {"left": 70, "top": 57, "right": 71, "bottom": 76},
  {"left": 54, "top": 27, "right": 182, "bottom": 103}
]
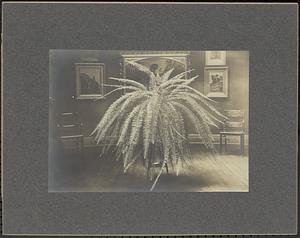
[
  {"left": 56, "top": 112, "right": 83, "bottom": 137},
  {"left": 222, "top": 110, "right": 245, "bottom": 132}
]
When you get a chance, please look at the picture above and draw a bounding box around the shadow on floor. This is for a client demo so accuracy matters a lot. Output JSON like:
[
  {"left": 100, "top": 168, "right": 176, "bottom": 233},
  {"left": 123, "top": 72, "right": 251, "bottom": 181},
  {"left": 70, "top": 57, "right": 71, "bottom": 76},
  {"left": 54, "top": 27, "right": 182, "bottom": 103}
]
[{"left": 49, "top": 144, "right": 248, "bottom": 192}]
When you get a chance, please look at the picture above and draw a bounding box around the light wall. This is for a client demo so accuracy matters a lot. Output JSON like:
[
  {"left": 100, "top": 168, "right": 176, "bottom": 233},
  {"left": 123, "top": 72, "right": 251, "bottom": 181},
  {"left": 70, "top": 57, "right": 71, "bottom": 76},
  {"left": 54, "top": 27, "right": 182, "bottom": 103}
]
[{"left": 189, "top": 51, "right": 249, "bottom": 134}]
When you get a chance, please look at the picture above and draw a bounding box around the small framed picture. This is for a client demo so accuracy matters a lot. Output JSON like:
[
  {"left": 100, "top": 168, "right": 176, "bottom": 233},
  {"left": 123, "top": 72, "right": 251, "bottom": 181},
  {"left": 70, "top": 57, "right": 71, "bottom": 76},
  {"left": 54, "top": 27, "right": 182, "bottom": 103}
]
[
  {"left": 204, "top": 67, "right": 228, "bottom": 98},
  {"left": 205, "top": 51, "right": 226, "bottom": 65},
  {"left": 75, "top": 63, "right": 105, "bottom": 99}
]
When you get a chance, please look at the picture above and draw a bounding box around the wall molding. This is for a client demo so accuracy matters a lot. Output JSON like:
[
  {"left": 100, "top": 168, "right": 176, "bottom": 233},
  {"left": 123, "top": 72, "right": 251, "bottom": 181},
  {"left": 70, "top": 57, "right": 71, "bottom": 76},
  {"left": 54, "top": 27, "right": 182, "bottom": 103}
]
[
  {"left": 188, "top": 133, "right": 249, "bottom": 145},
  {"left": 57, "top": 134, "right": 249, "bottom": 149}
]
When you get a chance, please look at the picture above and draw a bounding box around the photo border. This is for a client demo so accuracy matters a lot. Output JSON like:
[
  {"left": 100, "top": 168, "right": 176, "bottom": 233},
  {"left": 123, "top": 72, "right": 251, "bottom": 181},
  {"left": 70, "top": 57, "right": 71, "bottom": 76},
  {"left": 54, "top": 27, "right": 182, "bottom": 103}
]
[{"left": 2, "top": 2, "right": 297, "bottom": 236}]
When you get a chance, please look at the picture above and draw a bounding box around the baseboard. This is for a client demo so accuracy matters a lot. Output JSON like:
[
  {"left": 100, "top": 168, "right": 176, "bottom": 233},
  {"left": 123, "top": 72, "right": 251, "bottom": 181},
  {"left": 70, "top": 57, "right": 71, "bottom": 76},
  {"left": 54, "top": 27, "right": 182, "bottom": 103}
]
[
  {"left": 188, "top": 134, "right": 249, "bottom": 145},
  {"left": 57, "top": 134, "right": 249, "bottom": 149}
]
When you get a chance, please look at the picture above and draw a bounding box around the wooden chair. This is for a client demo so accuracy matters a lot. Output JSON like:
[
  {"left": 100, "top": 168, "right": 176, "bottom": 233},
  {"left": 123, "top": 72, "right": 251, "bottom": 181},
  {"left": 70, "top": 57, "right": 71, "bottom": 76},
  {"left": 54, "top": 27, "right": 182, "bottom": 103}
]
[
  {"left": 219, "top": 110, "right": 245, "bottom": 155},
  {"left": 56, "top": 112, "right": 84, "bottom": 155}
]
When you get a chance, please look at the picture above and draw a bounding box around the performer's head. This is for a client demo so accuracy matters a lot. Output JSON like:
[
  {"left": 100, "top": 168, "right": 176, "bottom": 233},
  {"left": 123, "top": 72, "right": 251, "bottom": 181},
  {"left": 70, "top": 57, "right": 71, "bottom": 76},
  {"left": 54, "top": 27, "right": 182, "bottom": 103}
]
[{"left": 149, "top": 64, "right": 159, "bottom": 75}]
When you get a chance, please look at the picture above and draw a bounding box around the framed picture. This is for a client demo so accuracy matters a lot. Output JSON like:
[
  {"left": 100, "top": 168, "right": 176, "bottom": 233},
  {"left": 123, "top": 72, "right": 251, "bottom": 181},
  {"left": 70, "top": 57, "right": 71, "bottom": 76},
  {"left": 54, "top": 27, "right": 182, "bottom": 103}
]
[
  {"left": 75, "top": 63, "right": 105, "bottom": 99},
  {"left": 205, "top": 51, "right": 226, "bottom": 65},
  {"left": 204, "top": 67, "right": 228, "bottom": 98},
  {"left": 121, "top": 52, "right": 190, "bottom": 88}
]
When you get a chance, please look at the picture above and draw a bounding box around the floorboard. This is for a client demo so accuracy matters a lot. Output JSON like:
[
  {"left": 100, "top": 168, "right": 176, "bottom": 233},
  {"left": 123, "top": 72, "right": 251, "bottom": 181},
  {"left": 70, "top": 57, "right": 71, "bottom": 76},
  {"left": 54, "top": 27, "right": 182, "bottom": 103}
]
[{"left": 49, "top": 144, "right": 248, "bottom": 192}]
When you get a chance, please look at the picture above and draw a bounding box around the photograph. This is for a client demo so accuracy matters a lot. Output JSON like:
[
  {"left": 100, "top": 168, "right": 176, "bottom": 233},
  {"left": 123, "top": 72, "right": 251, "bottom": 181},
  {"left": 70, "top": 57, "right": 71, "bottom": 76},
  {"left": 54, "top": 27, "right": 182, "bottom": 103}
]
[
  {"left": 2, "top": 2, "right": 297, "bottom": 236},
  {"left": 49, "top": 50, "right": 249, "bottom": 192}
]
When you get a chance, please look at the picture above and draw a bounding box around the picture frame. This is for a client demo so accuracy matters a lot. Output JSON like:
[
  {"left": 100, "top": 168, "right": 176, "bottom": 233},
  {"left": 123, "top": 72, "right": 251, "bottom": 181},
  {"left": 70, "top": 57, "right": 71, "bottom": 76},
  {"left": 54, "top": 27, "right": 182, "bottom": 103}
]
[
  {"left": 75, "top": 63, "right": 105, "bottom": 99},
  {"left": 205, "top": 51, "right": 226, "bottom": 66},
  {"left": 121, "top": 52, "right": 190, "bottom": 87},
  {"left": 204, "top": 66, "right": 229, "bottom": 98}
]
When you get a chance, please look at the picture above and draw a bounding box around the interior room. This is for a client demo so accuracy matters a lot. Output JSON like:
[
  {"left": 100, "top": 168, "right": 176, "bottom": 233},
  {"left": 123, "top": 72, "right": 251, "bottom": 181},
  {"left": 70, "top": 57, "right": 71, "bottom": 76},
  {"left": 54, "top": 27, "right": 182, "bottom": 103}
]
[{"left": 49, "top": 50, "right": 249, "bottom": 192}]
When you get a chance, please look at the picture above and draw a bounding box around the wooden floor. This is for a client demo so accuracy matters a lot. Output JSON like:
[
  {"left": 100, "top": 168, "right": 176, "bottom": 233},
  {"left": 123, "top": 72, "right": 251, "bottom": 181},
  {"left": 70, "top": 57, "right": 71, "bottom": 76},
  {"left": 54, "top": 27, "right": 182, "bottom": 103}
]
[{"left": 49, "top": 145, "right": 248, "bottom": 192}]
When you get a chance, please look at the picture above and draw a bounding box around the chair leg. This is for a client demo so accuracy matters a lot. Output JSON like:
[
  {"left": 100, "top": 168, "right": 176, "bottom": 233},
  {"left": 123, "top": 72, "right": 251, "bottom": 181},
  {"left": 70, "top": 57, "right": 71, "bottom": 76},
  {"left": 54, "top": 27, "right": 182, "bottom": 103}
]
[
  {"left": 241, "top": 135, "right": 245, "bottom": 155},
  {"left": 78, "top": 139, "right": 81, "bottom": 154},
  {"left": 240, "top": 135, "right": 242, "bottom": 155},
  {"left": 80, "top": 137, "right": 84, "bottom": 158},
  {"left": 220, "top": 134, "right": 222, "bottom": 153},
  {"left": 224, "top": 136, "right": 227, "bottom": 152},
  {"left": 147, "top": 160, "right": 151, "bottom": 181}
]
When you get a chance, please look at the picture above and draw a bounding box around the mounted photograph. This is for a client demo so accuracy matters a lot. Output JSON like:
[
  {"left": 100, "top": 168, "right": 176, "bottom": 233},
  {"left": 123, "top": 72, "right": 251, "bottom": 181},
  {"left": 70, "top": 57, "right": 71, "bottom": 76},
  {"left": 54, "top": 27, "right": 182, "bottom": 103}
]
[
  {"left": 49, "top": 50, "right": 249, "bottom": 192},
  {"left": 2, "top": 2, "right": 297, "bottom": 236}
]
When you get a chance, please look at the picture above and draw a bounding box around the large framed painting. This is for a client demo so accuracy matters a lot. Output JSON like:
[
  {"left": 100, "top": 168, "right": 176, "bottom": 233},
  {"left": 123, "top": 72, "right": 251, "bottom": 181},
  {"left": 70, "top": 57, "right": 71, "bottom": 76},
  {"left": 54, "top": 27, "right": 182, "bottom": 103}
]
[
  {"left": 204, "top": 67, "right": 229, "bottom": 98},
  {"left": 75, "top": 63, "right": 105, "bottom": 99},
  {"left": 121, "top": 52, "right": 190, "bottom": 88},
  {"left": 205, "top": 51, "right": 226, "bottom": 66}
]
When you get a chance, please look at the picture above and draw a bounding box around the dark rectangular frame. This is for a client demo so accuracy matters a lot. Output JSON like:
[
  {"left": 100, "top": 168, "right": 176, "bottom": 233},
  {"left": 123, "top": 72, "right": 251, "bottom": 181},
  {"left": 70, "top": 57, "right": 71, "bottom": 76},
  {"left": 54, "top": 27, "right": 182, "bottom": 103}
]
[
  {"left": 75, "top": 62, "right": 105, "bottom": 100},
  {"left": 2, "top": 2, "right": 297, "bottom": 236}
]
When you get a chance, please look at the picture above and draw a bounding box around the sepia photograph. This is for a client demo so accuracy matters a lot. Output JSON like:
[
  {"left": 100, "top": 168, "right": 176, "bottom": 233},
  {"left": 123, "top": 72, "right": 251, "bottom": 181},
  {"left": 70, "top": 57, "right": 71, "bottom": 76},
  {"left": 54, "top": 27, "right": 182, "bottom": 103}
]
[
  {"left": 2, "top": 2, "right": 297, "bottom": 236},
  {"left": 49, "top": 50, "right": 249, "bottom": 192}
]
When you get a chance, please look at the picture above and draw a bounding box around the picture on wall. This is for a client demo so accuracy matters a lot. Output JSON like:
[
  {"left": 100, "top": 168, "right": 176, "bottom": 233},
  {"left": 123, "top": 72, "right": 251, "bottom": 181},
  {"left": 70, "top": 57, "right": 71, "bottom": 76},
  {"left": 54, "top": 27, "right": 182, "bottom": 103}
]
[
  {"left": 121, "top": 52, "right": 189, "bottom": 89},
  {"left": 204, "top": 67, "right": 228, "bottom": 98},
  {"left": 205, "top": 51, "right": 226, "bottom": 66},
  {"left": 75, "top": 63, "right": 105, "bottom": 99}
]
